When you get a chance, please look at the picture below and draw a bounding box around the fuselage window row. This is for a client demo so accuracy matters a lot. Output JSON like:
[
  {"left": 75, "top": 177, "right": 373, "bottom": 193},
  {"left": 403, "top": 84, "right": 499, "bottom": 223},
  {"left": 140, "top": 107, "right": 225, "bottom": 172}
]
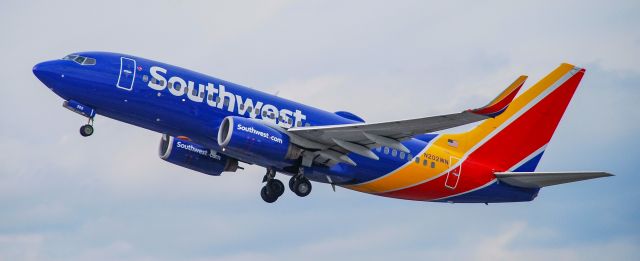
[{"left": 375, "top": 146, "right": 418, "bottom": 163}]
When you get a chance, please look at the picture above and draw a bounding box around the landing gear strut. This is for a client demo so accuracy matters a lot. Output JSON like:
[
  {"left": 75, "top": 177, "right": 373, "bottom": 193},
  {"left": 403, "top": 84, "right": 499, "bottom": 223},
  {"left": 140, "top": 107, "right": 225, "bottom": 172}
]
[
  {"left": 289, "top": 167, "right": 312, "bottom": 197},
  {"left": 260, "top": 169, "right": 285, "bottom": 203},
  {"left": 62, "top": 100, "right": 96, "bottom": 137},
  {"left": 79, "top": 118, "right": 94, "bottom": 137}
]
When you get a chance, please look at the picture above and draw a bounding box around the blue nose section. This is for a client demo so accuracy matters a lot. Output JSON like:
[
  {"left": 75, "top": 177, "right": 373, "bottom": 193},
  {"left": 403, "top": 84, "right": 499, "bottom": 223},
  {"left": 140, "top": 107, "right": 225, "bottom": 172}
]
[{"left": 33, "top": 60, "right": 62, "bottom": 87}]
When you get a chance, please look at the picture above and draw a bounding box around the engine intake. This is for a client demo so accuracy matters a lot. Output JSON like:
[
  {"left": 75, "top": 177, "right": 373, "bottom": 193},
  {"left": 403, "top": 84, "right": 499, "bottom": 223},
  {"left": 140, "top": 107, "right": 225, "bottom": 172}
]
[
  {"left": 217, "top": 116, "right": 301, "bottom": 162},
  {"left": 159, "top": 134, "right": 238, "bottom": 176}
]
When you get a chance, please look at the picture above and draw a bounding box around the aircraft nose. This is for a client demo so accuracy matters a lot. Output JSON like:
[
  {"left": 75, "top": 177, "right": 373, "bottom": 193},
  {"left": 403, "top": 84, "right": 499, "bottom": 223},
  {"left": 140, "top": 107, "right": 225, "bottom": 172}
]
[
  {"left": 33, "top": 60, "right": 55, "bottom": 79},
  {"left": 33, "top": 60, "right": 64, "bottom": 87}
]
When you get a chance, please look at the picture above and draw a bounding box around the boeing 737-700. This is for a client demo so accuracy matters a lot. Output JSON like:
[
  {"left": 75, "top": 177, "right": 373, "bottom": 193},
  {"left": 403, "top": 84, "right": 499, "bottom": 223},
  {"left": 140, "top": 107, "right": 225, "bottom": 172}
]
[{"left": 33, "top": 52, "right": 612, "bottom": 203}]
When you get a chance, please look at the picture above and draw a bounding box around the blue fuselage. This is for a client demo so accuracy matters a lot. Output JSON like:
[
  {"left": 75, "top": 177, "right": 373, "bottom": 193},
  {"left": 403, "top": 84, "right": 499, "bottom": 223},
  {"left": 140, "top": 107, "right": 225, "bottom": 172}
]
[{"left": 33, "top": 52, "right": 432, "bottom": 185}]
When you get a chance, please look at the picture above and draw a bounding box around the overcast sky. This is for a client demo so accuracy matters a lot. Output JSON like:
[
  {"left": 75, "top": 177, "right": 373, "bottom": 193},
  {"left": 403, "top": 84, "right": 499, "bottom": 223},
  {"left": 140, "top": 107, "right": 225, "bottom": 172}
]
[{"left": 1, "top": 1, "right": 639, "bottom": 260}]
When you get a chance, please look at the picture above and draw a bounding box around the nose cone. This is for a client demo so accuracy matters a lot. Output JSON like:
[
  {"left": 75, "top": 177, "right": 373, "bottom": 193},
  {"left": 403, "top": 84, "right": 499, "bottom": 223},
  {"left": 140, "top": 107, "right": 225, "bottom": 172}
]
[{"left": 33, "top": 60, "right": 62, "bottom": 87}]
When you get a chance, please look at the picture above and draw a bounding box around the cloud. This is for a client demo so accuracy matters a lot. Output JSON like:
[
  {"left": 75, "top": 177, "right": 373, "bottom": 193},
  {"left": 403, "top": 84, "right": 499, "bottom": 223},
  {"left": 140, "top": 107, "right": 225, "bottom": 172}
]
[
  {"left": 463, "top": 222, "right": 640, "bottom": 261},
  {"left": 0, "top": 234, "right": 44, "bottom": 261}
]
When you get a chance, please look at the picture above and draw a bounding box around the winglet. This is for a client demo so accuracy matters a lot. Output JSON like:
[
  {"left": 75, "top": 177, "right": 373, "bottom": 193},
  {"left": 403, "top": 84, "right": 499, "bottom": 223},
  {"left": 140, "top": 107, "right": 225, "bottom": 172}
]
[{"left": 469, "top": 75, "right": 527, "bottom": 118}]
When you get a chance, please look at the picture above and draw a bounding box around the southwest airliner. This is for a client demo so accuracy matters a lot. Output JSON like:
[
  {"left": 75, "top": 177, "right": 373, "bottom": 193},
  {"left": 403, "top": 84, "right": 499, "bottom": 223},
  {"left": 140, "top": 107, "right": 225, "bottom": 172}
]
[{"left": 33, "top": 52, "right": 612, "bottom": 203}]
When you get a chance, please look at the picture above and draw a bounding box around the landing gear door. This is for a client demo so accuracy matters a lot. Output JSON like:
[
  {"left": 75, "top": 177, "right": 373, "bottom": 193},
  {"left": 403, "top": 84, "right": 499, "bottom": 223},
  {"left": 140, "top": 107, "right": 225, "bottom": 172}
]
[
  {"left": 445, "top": 156, "right": 462, "bottom": 190},
  {"left": 116, "top": 57, "right": 136, "bottom": 91}
]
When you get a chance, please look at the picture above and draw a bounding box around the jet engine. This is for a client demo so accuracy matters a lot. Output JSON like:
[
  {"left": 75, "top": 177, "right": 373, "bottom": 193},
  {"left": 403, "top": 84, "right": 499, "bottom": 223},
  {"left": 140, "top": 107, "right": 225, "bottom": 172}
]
[
  {"left": 159, "top": 134, "right": 238, "bottom": 176},
  {"left": 217, "top": 116, "right": 302, "bottom": 162}
]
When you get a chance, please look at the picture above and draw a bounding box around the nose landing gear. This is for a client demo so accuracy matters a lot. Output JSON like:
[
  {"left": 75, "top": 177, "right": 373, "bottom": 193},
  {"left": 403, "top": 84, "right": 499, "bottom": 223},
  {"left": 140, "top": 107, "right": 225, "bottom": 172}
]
[
  {"left": 62, "top": 100, "right": 96, "bottom": 137},
  {"left": 79, "top": 118, "right": 95, "bottom": 137}
]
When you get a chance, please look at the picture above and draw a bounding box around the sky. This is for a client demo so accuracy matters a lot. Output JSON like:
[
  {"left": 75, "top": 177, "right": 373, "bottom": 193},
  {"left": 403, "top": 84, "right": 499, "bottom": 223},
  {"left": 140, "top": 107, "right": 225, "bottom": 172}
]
[{"left": 1, "top": 0, "right": 639, "bottom": 260}]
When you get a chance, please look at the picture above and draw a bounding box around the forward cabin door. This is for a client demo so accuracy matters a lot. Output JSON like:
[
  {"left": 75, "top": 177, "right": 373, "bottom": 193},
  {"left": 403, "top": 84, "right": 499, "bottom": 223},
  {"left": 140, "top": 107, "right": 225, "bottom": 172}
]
[{"left": 116, "top": 57, "right": 136, "bottom": 91}]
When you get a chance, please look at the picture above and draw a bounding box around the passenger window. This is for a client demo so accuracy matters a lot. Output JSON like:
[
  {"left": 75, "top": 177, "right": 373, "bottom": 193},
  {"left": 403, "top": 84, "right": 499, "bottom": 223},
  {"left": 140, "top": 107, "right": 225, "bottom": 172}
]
[
  {"left": 297, "top": 121, "right": 302, "bottom": 127},
  {"left": 168, "top": 82, "right": 173, "bottom": 88},
  {"left": 216, "top": 97, "right": 221, "bottom": 103},
  {"left": 248, "top": 106, "right": 253, "bottom": 112},
  {"left": 151, "top": 78, "right": 157, "bottom": 84},
  {"left": 255, "top": 108, "right": 260, "bottom": 115},
  {"left": 224, "top": 98, "right": 229, "bottom": 106},
  {"left": 375, "top": 147, "right": 381, "bottom": 152},
  {"left": 384, "top": 147, "right": 389, "bottom": 154},
  {"left": 208, "top": 94, "right": 214, "bottom": 100},
  {"left": 305, "top": 123, "right": 311, "bottom": 126},
  {"left": 142, "top": 75, "right": 149, "bottom": 82},
  {"left": 414, "top": 157, "right": 420, "bottom": 164},
  {"left": 431, "top": 162, "right": 436, "bottom": 168},
  {"left": 192, "top": 88, "right": 198, "bottom": 96},
  {"left": 423, "top": 159, "right": 428, "bottom": 166},
  {"left": 408, "top": 154, "right": 413, "bottom": 161},
  {"left": 399, "top": 151, "right": 405, "bottom": 159},
  {"left": 262, "top": 111, "right": 267, "bottom": 117},
  {"left": 199, "top": 91, "right": 205, "bottom": 98},
  {"left": 391, "top": 149, "right": 397, "bottom": 157}
]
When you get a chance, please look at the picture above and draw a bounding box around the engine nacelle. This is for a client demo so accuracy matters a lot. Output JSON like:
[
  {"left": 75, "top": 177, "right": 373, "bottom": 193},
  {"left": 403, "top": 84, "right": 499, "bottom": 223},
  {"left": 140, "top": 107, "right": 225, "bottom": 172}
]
[
  {"left": 159, "top": 134, "right": 238, "bottom": 176},
  {"left": 217, "top": 116, "right": 301, "bottom": 162}
]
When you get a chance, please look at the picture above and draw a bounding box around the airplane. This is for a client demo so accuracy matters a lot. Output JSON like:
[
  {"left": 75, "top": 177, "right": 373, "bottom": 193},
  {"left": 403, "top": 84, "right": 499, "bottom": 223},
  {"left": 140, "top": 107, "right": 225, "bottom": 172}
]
[{"left": 33, "top": 52, "right": 613, "bottom": 203}]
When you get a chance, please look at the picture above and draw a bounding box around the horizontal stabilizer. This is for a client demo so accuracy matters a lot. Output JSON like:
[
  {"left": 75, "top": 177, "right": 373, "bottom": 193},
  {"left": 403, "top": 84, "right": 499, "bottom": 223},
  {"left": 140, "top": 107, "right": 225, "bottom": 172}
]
[{"left": 495, "top": 171, "right": 613, "bottom": 188}]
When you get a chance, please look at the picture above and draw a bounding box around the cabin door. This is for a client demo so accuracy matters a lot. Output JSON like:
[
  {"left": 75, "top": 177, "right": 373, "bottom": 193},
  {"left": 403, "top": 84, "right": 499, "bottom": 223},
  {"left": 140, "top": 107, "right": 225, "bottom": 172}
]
[
  {"left": 116, "top": 57, "right": 137, "bottom": 91},
  {"left": 444, "top": 156, "right": 462, "bottom": 190}
]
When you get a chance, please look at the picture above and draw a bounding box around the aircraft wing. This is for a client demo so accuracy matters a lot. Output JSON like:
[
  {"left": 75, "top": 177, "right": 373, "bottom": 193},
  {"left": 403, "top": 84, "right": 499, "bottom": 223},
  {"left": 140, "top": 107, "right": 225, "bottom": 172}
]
[{"left": 287, "top": 76, "right": 527, "bottom": 165}]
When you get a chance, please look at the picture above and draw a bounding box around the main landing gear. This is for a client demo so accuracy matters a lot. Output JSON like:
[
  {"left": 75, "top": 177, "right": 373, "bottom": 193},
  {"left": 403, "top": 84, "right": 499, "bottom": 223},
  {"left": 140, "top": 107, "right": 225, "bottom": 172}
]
[
  {"left": 260, "top": 167, "right": 313, "bottom": 203},
  {"left": 261, "top": 169, "right": 285, "bottom": 203},
  {"left": 79, "top": 118, "right": 95, "bottom": 137},
  {"left": 290, "top": 167, "right": 312, "bottom": 197}
]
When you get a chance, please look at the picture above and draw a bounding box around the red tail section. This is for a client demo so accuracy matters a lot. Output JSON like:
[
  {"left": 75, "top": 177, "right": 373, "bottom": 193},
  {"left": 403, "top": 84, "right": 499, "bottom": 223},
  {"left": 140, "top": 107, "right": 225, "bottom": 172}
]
[
  {"left": 382, "top": 64, "right": 586, "bottom": 201},
  {"left": 467, "top": 64, "right": 585, "bottom": 172}
]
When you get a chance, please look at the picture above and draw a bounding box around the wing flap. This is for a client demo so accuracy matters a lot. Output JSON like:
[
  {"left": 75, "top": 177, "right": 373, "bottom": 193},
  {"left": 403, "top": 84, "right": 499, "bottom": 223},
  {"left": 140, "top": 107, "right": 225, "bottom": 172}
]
[{"left": 495, "top": 171, "right": 614, "bottom": 188}]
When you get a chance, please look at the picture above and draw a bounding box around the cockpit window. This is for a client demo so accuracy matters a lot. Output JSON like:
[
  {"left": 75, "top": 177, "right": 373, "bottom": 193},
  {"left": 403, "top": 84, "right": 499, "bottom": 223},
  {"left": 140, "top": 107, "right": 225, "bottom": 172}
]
[
  {"left": 62, "top": 54, "right": 78, "bottom": 61},
  {"left": 83, "top": 57, "right": 96, "bottom": 65},
  {"left": 62, "top": 54, "right": 96, "bottom": 65},
  {"left": 74, "top": 56, "right": 86, "bottom": 64}
]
